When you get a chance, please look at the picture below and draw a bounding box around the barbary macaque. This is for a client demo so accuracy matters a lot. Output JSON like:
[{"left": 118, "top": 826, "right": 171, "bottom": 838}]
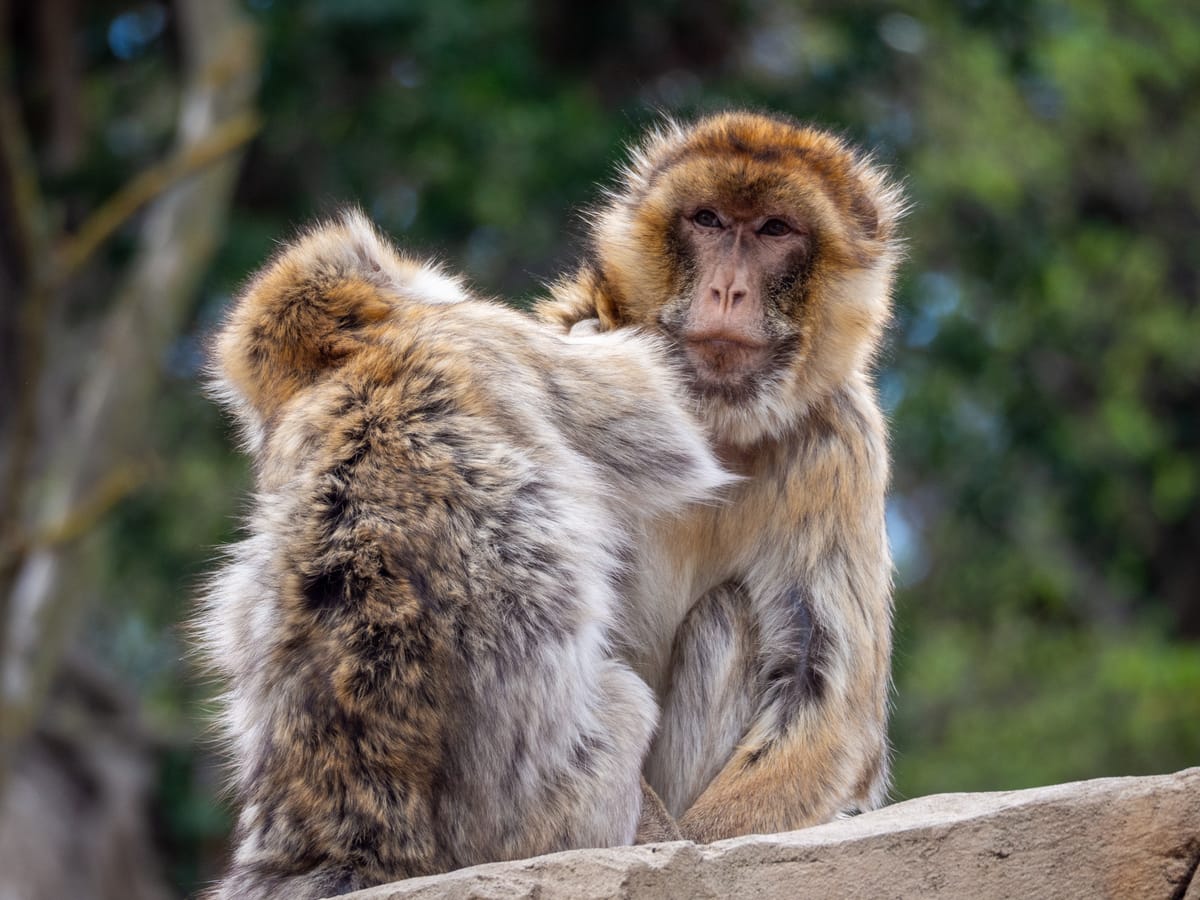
[
  {"left": 539, "top": 111, "right": 904, "bottom": 840},
  {"left": 198, "top": 108, "right": 904, "bottom": 896},
  {"left": 196, "top": 211, "right": 729, "bottom": 898}
]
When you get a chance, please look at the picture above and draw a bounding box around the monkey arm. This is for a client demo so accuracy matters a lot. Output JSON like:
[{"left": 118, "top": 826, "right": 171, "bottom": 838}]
[
  {"left": 679, "top": 607, "right": 891, "bottom": 842},
  {"left": 643, "top": 583, "right": 762, "bottom": 820},
  {"left": 676, "top": 392, "right": 894, "bottom": 842},
  {"left": 675, "top": 577, "right": 892, "bottom": 841}
]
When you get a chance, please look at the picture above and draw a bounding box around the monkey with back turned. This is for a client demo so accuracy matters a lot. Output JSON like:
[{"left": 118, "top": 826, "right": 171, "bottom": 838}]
[
  {"left": 198, "top": 110, "right": 903, "bottom": 896},
  {"left": 197, "top": 212, "right": 728, "bottom": 898}
]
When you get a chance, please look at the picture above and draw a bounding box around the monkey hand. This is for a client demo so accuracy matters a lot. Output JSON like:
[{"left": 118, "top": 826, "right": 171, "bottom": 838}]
[
  {"left": 676, "top": 805, "right": 727, "bottom": 845},
  {"left": 634, "top": 778, "right": 683, "bottom": 844},
  {"left": 568, "top": 317, "right": 602, "bottom": 337}
]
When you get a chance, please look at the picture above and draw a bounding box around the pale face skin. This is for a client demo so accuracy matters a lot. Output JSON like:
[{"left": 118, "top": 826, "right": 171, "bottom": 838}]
[{"left": 674, "top": 204, "right": 811, "bottom": 399}]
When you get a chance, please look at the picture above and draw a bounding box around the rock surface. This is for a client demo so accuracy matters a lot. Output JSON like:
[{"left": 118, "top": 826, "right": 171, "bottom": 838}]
[{"left": 343, "top": 768, "right": 1200, "bottom": 900}]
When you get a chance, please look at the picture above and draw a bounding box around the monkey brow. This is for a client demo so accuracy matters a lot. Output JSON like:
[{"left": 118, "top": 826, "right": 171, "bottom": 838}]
[{"left": 640, "top": 147, "right": 823, "bottom": 202}]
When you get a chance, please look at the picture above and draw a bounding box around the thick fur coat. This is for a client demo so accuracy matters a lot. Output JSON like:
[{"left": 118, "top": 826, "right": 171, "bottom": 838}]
[
  {"left": 197, "top": 211, "right": 729, "bottom": 897},
  {"left": 539, "top": 112, "right": 904, "bottom": 839}
]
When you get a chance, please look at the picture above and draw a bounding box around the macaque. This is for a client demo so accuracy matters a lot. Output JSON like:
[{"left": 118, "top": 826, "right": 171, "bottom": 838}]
[
  {"left": 196, "top": 211, "right": 729, "bottom": 898},
  {"left": 538, "top": 111, "right": 904, "bottom": 840}
]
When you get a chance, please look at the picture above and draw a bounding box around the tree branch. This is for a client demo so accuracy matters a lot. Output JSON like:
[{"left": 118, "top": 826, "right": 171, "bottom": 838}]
[
  {"left": 0, "top": 18, "right": 52, "bottom": 283},
  {"left": 0, "top": 0, "right": 261, "bottom": 787},
  {"left": 0, "top": 0, "right": 56, "bottom": 719},
  {"left": 1, "top": 465, "right": 147, "bottom": 567},
  {"left": 56, "top": 110, "right": 262, "bottom": 278}
]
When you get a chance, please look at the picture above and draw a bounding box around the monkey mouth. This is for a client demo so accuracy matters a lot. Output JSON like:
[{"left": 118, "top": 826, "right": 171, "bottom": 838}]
[{"left": 683, "top": 337, "right": 773, "bottom": 385}]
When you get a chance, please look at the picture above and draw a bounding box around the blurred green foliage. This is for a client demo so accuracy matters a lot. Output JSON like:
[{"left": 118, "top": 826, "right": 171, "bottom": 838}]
[{"left": 22, "top": 0, "right": 1198, "bottom": 891}]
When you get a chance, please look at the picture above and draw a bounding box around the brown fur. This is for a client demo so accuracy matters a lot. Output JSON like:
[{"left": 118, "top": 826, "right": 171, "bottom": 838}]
[
  {"left": 538, "top": 111, "right": 903, "bottom": 840},
  {"left": 633, "top": 780, "right": 683, "bottom": 844},
  {"left": 197, "top": 211, "right": 731, "bottom": 897}
]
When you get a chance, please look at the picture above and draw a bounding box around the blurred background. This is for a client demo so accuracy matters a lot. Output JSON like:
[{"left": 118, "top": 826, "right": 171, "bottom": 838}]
[{"left": 1, "top": 0, "right": 1197, "bottom": 895}]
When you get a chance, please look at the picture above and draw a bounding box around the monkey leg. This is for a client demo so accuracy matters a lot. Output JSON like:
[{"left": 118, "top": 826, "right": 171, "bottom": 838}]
[
  {"left": 213, "top": 864, "right": 367, "bottom": 900},
  {"left": 643, "top": 582, "right": 761, "bottom": 819},
  {"left": 220, "top": 657, "right": 656, "bottom": 899},
  {"left": 434, "top": 655, "right": 661, "bottom": 865},
  {"left": 533, "top": 661, "right": 661, "bottom": 853}
]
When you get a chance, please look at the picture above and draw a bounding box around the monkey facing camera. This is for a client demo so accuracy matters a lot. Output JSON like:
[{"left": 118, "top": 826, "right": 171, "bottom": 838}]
[
  {"left": 197, "top": 111, "right": 903, "bottom": 898},
  {"left": 541, "top": 111, "right": 904, "bottom": 841}
]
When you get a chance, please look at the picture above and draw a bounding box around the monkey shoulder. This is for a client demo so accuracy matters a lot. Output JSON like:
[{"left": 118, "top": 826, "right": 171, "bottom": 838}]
[{"left": 791, "top": 381, "right": 888, "bottom": 472}]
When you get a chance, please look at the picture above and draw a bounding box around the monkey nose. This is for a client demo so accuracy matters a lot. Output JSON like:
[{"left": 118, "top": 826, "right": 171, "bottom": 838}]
[{"left": 710, "top": 286, "right": 748, "bottom": 308}]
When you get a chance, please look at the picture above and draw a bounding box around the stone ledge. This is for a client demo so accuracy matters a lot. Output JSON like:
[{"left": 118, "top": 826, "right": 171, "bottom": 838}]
[{"left": 343, "top": 768, "right": 1200, "bottom": 899}]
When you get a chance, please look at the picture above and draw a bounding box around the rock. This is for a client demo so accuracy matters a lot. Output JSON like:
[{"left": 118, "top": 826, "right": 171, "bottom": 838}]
[{"left": 341, "top": 769, "right": 1200, "bottom": 900}]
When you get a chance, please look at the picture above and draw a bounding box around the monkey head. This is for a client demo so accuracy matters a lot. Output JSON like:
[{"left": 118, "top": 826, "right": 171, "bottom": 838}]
[{"left": 589, "top": 112, "right": 905, "bottom": 446}]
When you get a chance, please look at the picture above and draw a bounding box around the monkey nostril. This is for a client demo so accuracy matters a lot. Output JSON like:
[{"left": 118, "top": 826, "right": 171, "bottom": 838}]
[
  {"left": 710, "top": 287, "right": 724, "bottom": 304},
  {"left": 730, "top": 290, "right": 747, "bottom": 306}
]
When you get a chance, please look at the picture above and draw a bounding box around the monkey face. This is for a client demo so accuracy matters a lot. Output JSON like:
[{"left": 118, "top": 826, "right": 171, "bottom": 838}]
[
  {"left": 591, "top": 112, "right": 904, "bottom": 444},
  {"left": 662, "top": 193, "right": 812, "bottom": 402}
]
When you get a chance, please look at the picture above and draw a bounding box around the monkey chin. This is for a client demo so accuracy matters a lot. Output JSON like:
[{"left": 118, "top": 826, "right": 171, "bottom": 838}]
[{"left": 683, "top": 338, "right": 772, "bottom": 399}]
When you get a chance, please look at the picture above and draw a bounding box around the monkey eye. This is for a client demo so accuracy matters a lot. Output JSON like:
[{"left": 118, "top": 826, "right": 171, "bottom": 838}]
[
  {"left": 758, "top": 218, "right": 792, "bottom": 237},
  {"left": 692, "top": 209, "right": 722, "bottom": 229}
]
